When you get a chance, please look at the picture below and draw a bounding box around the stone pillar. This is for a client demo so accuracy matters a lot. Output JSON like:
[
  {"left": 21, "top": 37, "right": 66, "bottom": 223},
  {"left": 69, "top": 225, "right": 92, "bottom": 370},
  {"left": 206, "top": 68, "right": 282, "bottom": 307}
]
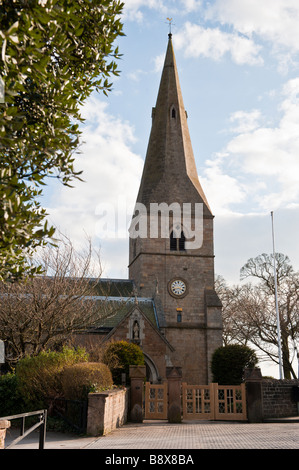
[
  {"left": 129, "top": 365, "right": 146, "bottom": 422},
  {"left": 244, "top": 368, "right": 263, "bottom": 423},
  {"left": 87, "top": 388, "right": 128, "bottom": 436},
  {"left": 0, "top": 420, "right": 10, "bottom": 449},
  {"left": 166, "top": 366, "right": 182, "bottom": 423}
]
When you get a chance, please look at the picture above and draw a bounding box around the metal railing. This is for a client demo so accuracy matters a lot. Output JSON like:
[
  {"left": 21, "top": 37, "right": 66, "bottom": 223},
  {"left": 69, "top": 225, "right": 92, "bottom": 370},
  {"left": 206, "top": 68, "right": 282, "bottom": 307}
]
[
  {"left": 50, "top": 398, "right": 87, "bottom": 434},
  {"left": 2, "top": 409, "right": 47, "bottom": 449}
]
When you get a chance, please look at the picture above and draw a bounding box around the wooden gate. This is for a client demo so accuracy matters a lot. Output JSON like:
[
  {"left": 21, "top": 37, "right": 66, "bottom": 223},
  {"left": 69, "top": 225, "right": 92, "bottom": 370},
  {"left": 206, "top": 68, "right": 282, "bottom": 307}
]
[
  {"left": 182, "top": 383, "right": 247, "bottom": 421},
  {"left": 144, "top": 382, "right": 168, "bottom": 419},
  {"left": 214, "top": 384, "right": 247, "bottom": 421},
  {"left": 182, "top": 384, "right": 215, "bottom": 420}
]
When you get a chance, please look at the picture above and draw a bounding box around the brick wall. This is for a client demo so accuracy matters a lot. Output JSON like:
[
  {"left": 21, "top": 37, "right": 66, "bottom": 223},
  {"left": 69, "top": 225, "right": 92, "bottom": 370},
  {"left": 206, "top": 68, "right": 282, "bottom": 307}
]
[
  {"left": 262, "top": 379, "right": 299, "bottom": 418},
  {"left": 87, "top": 388, "right": 129, "bottom": 436}
]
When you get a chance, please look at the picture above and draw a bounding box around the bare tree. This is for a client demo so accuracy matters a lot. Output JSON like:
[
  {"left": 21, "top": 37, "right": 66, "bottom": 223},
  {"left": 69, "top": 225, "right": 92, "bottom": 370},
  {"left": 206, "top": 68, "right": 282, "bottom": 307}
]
[
  {"left": 216, "top": 253, "right": 299, "bottom": 378},
  {"left": 0, "top": 234, "right": 130, "bottom": 367},
  {"left": 215, "top": 276, "right": 262, "bottom": 347},
  {"left": 240, "top": 253, "right": 294, "bottom": 289},
  {"left": 241, "top": 253, "right": 299, "bottom": 379}
]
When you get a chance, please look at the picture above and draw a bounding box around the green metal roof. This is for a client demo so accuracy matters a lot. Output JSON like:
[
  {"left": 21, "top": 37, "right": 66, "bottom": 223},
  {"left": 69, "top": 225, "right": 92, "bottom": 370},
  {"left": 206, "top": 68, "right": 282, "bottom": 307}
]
[
  {"left": 82, "top": 278, "right": 158, "bottom": 332},
  {"left": 91, "top": 298, "right": 158, "bottom": 330},
  {"left": 88, "top": 278, "right": 136, "bottom": 297}
]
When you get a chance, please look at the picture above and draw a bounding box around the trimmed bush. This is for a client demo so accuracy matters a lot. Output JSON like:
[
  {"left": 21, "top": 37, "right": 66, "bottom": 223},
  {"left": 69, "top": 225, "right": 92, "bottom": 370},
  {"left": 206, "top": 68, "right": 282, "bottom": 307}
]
[
  {"left": 0, "top": 372, "right": 27, "bottom": 416},
  {"left": 61, "top": 362, "right": 113, "bottom": 400},
  {"left": 211, "top": 344, "right": 258, "bottom": 385},
  {"left": 102, "top": 341, "right": 144, "bottom": 385},
  {"left": 15, "top": 346, "right": 88, "bottom": 409}
]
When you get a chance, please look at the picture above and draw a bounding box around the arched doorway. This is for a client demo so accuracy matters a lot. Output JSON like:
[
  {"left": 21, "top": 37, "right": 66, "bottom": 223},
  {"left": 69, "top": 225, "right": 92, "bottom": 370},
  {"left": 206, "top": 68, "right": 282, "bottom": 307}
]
[{"left": 143, "top": 353, "right": 160, "bottom": 383}]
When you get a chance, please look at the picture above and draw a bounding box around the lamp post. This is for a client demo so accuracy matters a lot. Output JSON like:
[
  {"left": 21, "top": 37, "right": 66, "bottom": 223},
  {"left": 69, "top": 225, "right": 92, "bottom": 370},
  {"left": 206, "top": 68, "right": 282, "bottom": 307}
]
[{"left": 271, "top": 211, "right": 284, "bottom": 380}]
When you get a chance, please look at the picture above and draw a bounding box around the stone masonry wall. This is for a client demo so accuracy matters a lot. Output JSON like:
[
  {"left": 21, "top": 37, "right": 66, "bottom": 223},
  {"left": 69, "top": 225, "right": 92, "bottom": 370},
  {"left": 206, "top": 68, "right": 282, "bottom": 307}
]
[
  {"left": 87, "top": 388, "right": 129, "bottom": 436},
  {"left": 104, "top": 314, "right": 170, "bottom": 383},
  {"left": 0, "top": 420, "right": 11, "bottom": 449},
  {"left": 262, "top": 379, "right": 299, "bottom": 418}
]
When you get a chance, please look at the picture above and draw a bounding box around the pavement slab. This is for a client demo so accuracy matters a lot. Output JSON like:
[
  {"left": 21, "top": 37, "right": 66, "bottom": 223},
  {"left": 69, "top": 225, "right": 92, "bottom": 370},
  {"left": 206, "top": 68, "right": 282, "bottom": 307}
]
[
  {"left": 4, "top": 419, "right": 299, "bottom": 450},
  {"left": 85, "top": 420, "right": 299, "bottom": 450}
]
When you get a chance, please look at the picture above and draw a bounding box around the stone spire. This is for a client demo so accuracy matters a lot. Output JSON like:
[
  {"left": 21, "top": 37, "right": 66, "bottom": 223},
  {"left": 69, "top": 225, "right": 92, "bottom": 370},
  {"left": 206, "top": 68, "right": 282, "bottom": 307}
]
[{"left": 136, "top": 34, "right": 212, "bottom": 217}]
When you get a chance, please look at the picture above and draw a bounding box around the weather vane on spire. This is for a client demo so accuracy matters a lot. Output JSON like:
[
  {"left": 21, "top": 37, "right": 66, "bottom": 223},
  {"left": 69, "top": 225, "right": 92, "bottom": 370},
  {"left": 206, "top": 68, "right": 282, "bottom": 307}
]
[{"left": 166, "top": 17, "right": 175, "bottom": 36}]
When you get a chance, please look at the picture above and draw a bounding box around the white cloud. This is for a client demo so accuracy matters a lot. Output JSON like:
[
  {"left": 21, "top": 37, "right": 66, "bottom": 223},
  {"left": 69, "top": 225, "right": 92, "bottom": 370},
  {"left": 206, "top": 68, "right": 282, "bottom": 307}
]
[
  {"left": 122, "top": 0, "right": 201, "bottom": 21},
  {"left": 122, "top": 0, "right": 167, "bottom": 21},
  {"left": 127, "top": 54, "right": 164, "bottom": 80},
  {"left": 203, "top": 77, "right": 299, "bottom": 215},
  {"left": 153, "top": 53, "right": 165, "bottom": 73},
  {"left": 127, "top": 69, "right": 146, "bottom": 82},
  {"left": 227, "top": 80, "right": 299, "bottom": 177},
  {"left": 179, "top": 0, "right": 202, "bottom": 13},
  {"left": 200, "top": 153, "right": 248, "bottom": 215},
  {"left": 46, "top": 96, "right": 143, "bottom": 276},
  {"left": 229, "top": 110, "right": 262, "bottom": 134},
  {"left": 206, "top": 0, "right": 299, "bottom": 54},
  {"left": 174, "top": 22, "right": 263, "bottom": 65}
]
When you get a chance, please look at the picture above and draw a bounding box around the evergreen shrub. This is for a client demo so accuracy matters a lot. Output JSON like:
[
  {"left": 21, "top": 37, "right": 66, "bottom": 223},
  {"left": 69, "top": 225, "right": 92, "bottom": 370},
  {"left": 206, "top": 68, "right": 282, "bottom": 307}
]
[
  {"left": 211, "top": 344, "right": 258, "bottom": 385},
  {"left": 102, "top": 341, "right": 144, "bottom": 385},
  {"left": 61, "top": 362, "right": 113, "bottom": 400},
  {"left": 15, "top": 346, "right": 88, "bottom": 408},
  {"left": 0, "top": 372, "right": 26, "bottom": 416}
]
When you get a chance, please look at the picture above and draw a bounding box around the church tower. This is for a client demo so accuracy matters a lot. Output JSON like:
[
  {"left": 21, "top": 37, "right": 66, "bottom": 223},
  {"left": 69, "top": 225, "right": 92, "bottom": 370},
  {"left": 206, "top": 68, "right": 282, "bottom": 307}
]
[{"left": 128, "top": 34, "right": 222, "bottom": 384}]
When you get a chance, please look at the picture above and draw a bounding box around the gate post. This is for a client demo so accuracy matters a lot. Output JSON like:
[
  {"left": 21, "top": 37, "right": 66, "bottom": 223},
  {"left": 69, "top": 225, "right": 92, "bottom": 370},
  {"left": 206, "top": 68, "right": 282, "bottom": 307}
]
[
  {"left": 129, "top": 365, "right": 146, "bottom": 423},
  {"left": 0, "top": 420, "right": 10, "bottom": 449},
  {"left": 244, "top": 368, "right": 263, "bottom": 423},
  {"left": 166, "top": 366, "right": 182, "bottom": 423}
]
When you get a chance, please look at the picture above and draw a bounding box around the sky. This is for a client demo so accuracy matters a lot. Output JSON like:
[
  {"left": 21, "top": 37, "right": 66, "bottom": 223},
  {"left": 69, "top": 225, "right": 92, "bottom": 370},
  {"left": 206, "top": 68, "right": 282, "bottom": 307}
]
[{"left": 42, "top": 1, "right": 299, "bottom": 375}]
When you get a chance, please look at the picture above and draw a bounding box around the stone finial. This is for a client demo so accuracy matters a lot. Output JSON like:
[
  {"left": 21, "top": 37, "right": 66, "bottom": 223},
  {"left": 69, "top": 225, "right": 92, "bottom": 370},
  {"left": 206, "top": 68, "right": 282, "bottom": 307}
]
[
  {"left": 244, "top": 368, "right": 262, "bottom": 382},
  {"left": 166, "top": 366, "right": 182, "bottom": 379},
  {"left": 129, "top": 365, "right": 146, "bottom": 379}
]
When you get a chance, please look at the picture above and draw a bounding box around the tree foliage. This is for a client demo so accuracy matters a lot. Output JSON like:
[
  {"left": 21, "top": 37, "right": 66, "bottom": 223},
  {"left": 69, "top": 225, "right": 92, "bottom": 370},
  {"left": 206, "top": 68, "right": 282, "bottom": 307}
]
[
  {"left": 0, "top": 0, "right": 124, "bottom": 281},
  {"left": 102, "top": 341, "right": 145, "bottom": 385},
  {"left": 15, "top": 346, "right": 88, "bottom": 408},
  {"left": 0, "top": 372, "right": 26, "bottom": 416},
  {"left": 211, "top": 344, "right": 258, "bottom": 385},
  {"left": 61, "top": 362, "right": 113, "bottom": 400}
]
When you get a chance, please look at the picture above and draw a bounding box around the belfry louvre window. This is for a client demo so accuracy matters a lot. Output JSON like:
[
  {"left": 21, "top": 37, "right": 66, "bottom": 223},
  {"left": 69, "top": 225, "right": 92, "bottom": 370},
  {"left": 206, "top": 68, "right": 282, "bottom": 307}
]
[{"left": 170, "top": 231, "right": 186, "bottom": 251}]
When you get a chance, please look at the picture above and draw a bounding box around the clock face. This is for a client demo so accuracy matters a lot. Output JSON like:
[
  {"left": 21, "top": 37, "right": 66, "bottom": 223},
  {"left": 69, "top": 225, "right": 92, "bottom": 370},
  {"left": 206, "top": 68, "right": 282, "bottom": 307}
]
[{"left": 170, "top": 279, "right": 187, "bottom": 297}]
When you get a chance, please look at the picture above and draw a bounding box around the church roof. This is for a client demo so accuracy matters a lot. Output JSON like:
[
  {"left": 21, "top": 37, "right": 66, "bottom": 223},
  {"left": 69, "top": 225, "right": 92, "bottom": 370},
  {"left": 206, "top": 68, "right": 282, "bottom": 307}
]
[
  {"left": 83, "top": 278, "right": 159, "bottom": 332},
  {"left": 90, "top": 278, "right": 135, "bottom": 297},
  {"left": 136, "top": 34, "right": 212, "bottom": 217},
  {"left": 90, "top": 297, "right": 158, "bottom": 331}
]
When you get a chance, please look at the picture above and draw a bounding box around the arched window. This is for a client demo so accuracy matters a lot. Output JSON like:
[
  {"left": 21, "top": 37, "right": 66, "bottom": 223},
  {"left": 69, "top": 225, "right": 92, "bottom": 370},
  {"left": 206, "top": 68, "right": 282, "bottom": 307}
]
[
  {"left": 179, "top": 231, "right": 186, "bottom": 251},
  {"left": 170, "top": 231, "right": 186, "bottom": 251},
  {"left": 170, "top": 231, "right": 177, "bottom": 251},
  {"left": 171, "top": 107, "right": 176, "bottom": 118}
]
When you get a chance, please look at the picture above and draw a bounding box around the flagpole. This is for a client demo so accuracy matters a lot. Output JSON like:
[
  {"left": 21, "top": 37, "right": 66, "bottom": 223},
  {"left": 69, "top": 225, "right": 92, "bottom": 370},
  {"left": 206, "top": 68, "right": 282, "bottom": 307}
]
[{"left": 271, "top": 211, "right": 284, "bottom": 379}]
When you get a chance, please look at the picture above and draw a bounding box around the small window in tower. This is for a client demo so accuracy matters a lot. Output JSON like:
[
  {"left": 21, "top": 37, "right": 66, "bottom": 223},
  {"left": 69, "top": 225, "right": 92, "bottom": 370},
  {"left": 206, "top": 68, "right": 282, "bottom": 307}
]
[
  {"left": 172, "top": 108, "right": 176, "bottom": 119},
  {"left": 177, "top": 313, "right": 182, "bottom": 323},
  {"left": 170, "top": 231, "right": 177, "bottom": 251},
  {"left": 170, "top": 230, "right": 186, "bottom": 251},
  {"left": 179, "top": 231, "right": 186, "bottom": 251}
]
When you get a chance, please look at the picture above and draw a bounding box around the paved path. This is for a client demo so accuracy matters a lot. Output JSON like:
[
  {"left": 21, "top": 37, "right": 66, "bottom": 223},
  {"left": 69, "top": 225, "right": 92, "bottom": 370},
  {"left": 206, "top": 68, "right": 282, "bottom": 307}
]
[
  {"left": 86, "top": 420, "right": 299, "bottom": 450},
  {"left": 5, "top": 419, "right": 299, "bottom": 450}
]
